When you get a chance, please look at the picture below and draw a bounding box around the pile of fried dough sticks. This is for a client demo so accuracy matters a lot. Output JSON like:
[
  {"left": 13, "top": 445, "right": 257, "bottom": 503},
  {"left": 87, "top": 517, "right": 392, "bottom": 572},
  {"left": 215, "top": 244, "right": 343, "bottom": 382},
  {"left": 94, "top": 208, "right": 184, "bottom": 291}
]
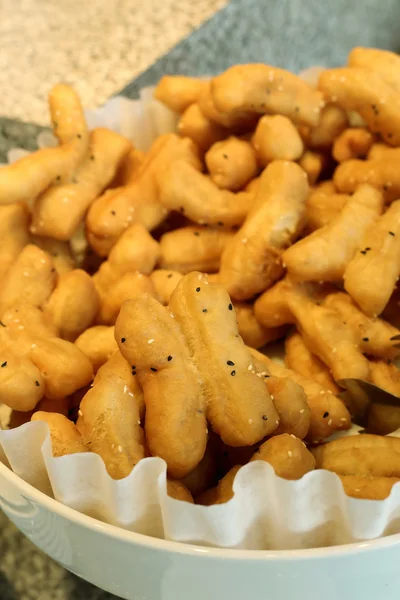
[{"left": 1, "top": 46, "right": 400, "bottom": 505}]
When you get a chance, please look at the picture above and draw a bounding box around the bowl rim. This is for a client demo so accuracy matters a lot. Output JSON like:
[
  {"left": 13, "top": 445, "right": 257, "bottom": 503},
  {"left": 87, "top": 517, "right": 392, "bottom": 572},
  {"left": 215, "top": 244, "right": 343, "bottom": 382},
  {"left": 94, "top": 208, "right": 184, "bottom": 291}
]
[{"left": 2, "top": 461, "right": 400, "bottom": 561}]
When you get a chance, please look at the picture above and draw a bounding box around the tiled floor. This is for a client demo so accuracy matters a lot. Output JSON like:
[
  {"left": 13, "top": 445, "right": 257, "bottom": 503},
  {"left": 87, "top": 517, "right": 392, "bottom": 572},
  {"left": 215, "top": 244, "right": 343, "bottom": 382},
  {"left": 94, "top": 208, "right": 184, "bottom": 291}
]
[{"left": 0, "top": 0, "right": 226, "bottom": 124}]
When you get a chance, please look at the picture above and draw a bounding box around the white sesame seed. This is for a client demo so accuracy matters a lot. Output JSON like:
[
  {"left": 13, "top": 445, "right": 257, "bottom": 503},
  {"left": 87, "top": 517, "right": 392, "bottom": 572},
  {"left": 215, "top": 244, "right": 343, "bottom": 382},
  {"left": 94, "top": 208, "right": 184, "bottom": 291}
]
[
  {"left": 123, "top": 385, "right": 128, "bottom": 394},
  {"left": 170, "top": 313, "right": 175, "bottom": 318},
  {"left": 78, "top": 410, "right": 83, "bottom": 417},
  {"left": 270, "top": 395, "right": 274, "bottom": 400},
  {"left": 128, "top": 392, "right": 134, "bottom": 397},
  {"left": 320, "top": 390, "right": 325, "bottom": 395},
  {"left": 288, "top": 451, "right": 293, "bottom": 457},
  {"left": 340, "top": 417, "right": 347, "bottom": 422},
  {"left": 276, "top": 420, "right": 279, "bottom": 425},
  {"left": 327, "top": 390, "right": 332, "bottom": 394},
  {"left": 282, "top": 262, "right": 286, "bottom": 268},
  {"left": 256, "top": 373, "right": 262, "bottom": 378},
  {"left": 205, "top": 428, "right": 209, "bottom": 434},
  {"left": 23, "top": 271, "right": 30, "bottom": 277},
  {"left": 248, "top": 364, "right": 253, "bottom": 371},
  {"left": 118, "top": 445, "right": 123, "bottom": 453},
  {"left": 241, "top": 237, "right": 248, "bottom": 244},
  {"left": 31, "top": 343, "right": 37, "bottom": 349},
  {"left": 300, "top": 409, "right": 305, "bottom": 414},
  {"left": 290, "top": 434, "right": 296, "bottom": 439},
  {"left": 18, "top": 325, "right": 24, "bottom": 330},
  {"left": 111, "top": 444, "right": 115, "bottom": 450},
  {"left": 328, "top": 419, "right": 333, "bottom": 426},
  {"left": 148, "top": 339, "right": 155, "bottom": 344},
  {"left": 204, "top": 281, "right": 209, "bottom": 285},
  {"left": 198, "top": 274, "right": 203, "bottom": 280},
  {"left": 40, "top": 259, "right": 47, "bottom": 264},
  {"left": 248, "top": 419, "right": 253, "bottom": 425},
  {"left": 137, "top": 420, "right": 141, "bottom": 425},
  {"left": 355, "top": 488, "right": 360, "bottom": 493}
]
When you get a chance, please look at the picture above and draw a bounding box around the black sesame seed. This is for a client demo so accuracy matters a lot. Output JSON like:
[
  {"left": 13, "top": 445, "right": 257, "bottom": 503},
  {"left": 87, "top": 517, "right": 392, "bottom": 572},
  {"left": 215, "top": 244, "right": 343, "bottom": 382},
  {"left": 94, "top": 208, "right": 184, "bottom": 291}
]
[
  {"left": 194, "top": 231, "right": 200, "bottom": 236},
  {"left": 227, "top": 360, "right": 235, "bottom": 366},
  {"left": 360, "top": 250, "right": 367, "bottom": 255},
  {"left": 262, "top": 415, "right": 268, "bottom": 420},
  {"left": 35, "top": 381, "right": 40, "bottom": 387},
  {"left": 77, "top": 134, "right": 82, "bottom": 139},
  {"left": 323, "top": 412, "right": 329, "bottom": 418},
  {"left": 223, "top": 154, "right": 228, "bottom": 159},
  {"left": 0, "top": 321, "right": 5, "bottom": 327},
  {"left": 362, "top": 337, "right": 369, "bottom": 342},
  {"left": 167, "top": 273, "right": 173, "bottom": 278},
  {"left": 202, "top": 308, "right": 207, "bottom": 313},
  {"left": 228, "top": 303, "right": 233, "bottom": 310},
  {"left": 167, "top": 355, "right": 173, "bottom": 361},
  {"left": 295, "top": 106, "right": 300, "bottom": 112},
  {"left": 389, "top": 231, "right": 395, "bottom": 236},
  {"left": 55, "top": 175, "right": 61, "bottom": 182},
  {"left": 196, "top": 287, "right": 201, "bottom": 292},
  {"left": 383, "top": 184, "right": 389, "bottom": 191},
  {"left": 231, "top": 370, "right": 236, "bottom": 376},
  {"left": 263, "top": 374, "right": 270, "bottom": 378},
  {"left": 150, "top": 367, "right": 158, "bottom": 372},
  {"left": 121, "top": 337, "right": 126, "bottom": 343},
  {"left": 90, "top": 155, "right": 95, "bottom": 160},
  {"left": 51, "top": 268, "right": 56, "bottom": 272},
  {"left": 365, "top": 247, "right": 371, "bottom": 251},
  {"left": 53, "top": 121, "right": 58, "bottom": 128},
  {"left": 111, "top": 210, "right": 116, "bottom": 215},
  {"left": 1, "top": 361, "right": 7, "bottom": 368},
  {"left": 132, "top": 365, "right": 136, "bottom": 370},
  {"left": 217, "top": 221, "right": 224, "bottom": 227},
  {"left": 179, "top": 206, "right": 185, "bottom": 214}
]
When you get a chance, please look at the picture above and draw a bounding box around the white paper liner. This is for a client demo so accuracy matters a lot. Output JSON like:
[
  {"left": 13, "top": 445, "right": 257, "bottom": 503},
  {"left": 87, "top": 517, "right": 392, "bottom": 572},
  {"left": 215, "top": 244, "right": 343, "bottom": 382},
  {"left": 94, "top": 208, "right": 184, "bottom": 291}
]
[{"left": 2, "top": 79, "right": 400, "bottom": 551}]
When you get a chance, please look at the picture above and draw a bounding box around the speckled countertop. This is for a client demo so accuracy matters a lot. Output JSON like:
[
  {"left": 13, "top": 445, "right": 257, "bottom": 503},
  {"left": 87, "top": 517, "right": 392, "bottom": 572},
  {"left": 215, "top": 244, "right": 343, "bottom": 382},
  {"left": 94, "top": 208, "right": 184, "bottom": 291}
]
[{"left": 3, "top": 0, "right": 400, "bottom": 598}]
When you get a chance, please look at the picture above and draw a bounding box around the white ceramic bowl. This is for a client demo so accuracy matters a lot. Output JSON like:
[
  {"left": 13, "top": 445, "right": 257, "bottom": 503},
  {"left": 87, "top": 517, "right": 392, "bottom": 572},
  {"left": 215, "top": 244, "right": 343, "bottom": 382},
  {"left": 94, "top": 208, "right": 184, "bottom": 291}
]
[{"left": 2, "top": 460, "right": 400, "bottom": 600}]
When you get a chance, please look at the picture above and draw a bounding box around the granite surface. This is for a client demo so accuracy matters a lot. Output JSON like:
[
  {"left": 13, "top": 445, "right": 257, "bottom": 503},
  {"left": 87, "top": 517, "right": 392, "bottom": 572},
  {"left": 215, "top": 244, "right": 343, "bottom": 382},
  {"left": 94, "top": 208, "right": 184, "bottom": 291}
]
[{"left": 2, "top": 0, "right": 400, "bottom": 598}]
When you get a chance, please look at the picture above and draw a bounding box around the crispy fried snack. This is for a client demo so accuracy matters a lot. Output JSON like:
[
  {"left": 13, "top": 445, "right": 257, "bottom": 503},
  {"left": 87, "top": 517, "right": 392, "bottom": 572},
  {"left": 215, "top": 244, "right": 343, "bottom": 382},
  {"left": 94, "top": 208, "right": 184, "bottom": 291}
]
[
  {"left": 0, "top": 244, "right": 57, "bottom": 314},
  {"left": 339, "top": 474, "right": 399, "bottom": 500},
  {"left": 115, "top": 273, "right": 279, "bottom": 476},
  {"left": 348, "top": 47, "right": 400, "bottom": 92},
  {"left": 254, "top": 277, "right": 296, "bottom": 328},
  {"left": 305, "top": 105, "right": 348, "bottom": 149},
  {"left": 198, "top": 81, "right": 258, "bottom": 130},
  {"left": 0, "top": 84, "right": 88, "bottom": 205},
  {"left": 285, "top": 332, "right": 339, "bottom": 394},
  {"left": 45, "top": 269, "right": 100, "bottom": 341},
  {"left": 282, "top": 185, "right": 383, "bottom": 282},
  {"left": 97, "top": 272, "right": 158, "bottom": 325},
  {"left": 31, "top": 412, "right": 88, "bottom": 456},
  {"left": 249, "top": 347, "right": 351, "bottom": 441},
  {"left": 219, "top": 161, "right": 308, "bottom": 300},
  {"left": 266, "top": 377, "right": 310, "bottom": 439},
  {"left": 367, "top": 403, "right": 400, "bottom": 436},
  {"left": 149, "top": 270, "right": 184, "bottom": 306},
  {"left": 0, "top": 346, "right": 45, "bottom": 412},
  {"left": 205, "top": 136, "right": 258, "bottom": 191},
  {"left": 159, "top": 226, "right": 234, "bottom": 274},
  {"left": 323, "top": 292, "right": 400, "bottom": 360},
  {"left": 369, "top": 359, "right": 400, "bottom": 397},
  {"left": 252, "top": 115, "right": 304, "bottom": 165},
  {"left": 332, "top": 128, "right": 374, "bottom": 163},
  {"left": 75, "top": 325, "right": 118, "bottom": 372},
  {"left": 298, "top": 150, "right": 327, "bottom": 186},
  {"left": 79, "top": 374, "right": 145, "bottom": 479},
  {"left": 200, "top": 434, "right": 315, "bottom": 505},
  {"left": 166, "top": 479, "right": 194, "bottom": 503},
  {"left": 334, "top": 158, "right": 400, "bottom": 202},
  {"left": 286, "top": 286, "right": 370, "bottom": 382},
  {"left": 31, "top": 128, "right": 131, "bottom": 240},
  {"left": 156, "top": 160, "right": 252, "bottom": 228},
  {"left": 94, "top": 350, "right": 145, "bottom": 420},
  {"left": 312, "top": 434, "right": 400, "bottom": 478},
  {"left": 211, "top": 64, "right": 324, "bottom": 127},
  {"left": 8, "top": 396, "right": 69, "bottom": 429},
  {"left": 319, "top": 67, "right": 400, "bottom": 146},
  {"left": 32, "top": 236, "right": 76, "bottom": 276},
  {"left": 368, "top": 143, "right": 400, "bottom": 161},
  {"left": 178, "top": 103, "right": 228, "bottom": 151},
  {"left": 233, "top": 301, "right": 287, "bottom": 349},
  {"left": 0, "top": 203, "right": 31, "bottom": 281},
  {"left": 30, "top": 338, "right": 94, "bottom": 400},
  {"left": 181, "top": 436, "right": 218, "bottom": 497},
  {"left": 154, "top": 76, "right": 207, "bottom": 113},
  {"left": 344, "top": 200, "right": 400, "bottom": 317},
  {"left": 87, "top": 134, "right": 201, "bottom": 256},
  {"left": 306, "top": 183, "right": 349, "bottom": 231}
]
